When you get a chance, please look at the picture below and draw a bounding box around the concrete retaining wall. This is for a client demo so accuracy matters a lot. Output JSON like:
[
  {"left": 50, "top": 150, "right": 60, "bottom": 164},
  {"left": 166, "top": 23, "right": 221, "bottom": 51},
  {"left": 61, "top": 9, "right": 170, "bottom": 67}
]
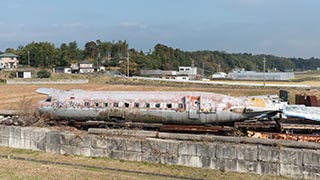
[{"left": 0, "top": 125, "right": 319, "bottom": 179}]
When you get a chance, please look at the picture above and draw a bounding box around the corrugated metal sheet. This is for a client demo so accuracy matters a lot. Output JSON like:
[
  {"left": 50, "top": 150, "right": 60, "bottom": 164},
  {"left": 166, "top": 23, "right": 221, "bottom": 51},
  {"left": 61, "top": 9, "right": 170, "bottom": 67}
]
[
  {"left": 227, "top": 72, "right": 294, "bottom": 81},
  {"left": 295, "top": 95, "right": 320, "bottom": 107}
]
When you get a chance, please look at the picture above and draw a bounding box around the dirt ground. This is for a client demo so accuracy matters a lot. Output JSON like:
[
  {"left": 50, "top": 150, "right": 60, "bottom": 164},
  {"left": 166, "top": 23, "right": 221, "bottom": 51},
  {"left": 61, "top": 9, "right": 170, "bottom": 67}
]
[
  {"left": 0, "top": 81, "right": 282, "bottom": 110},
  {"left": 0, "top": 75, "right": 312, "bottom": 110}
]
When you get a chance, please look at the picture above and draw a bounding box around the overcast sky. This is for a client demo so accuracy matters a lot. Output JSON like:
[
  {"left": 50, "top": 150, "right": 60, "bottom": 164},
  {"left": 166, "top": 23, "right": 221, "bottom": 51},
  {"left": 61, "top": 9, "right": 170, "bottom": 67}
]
[{"left": 1, "top": 0, "right": 320, "bottom": 58}]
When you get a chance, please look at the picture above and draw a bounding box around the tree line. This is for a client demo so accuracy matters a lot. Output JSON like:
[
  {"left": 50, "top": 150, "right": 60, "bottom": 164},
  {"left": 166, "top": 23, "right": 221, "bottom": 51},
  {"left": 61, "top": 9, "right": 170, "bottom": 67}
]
[{"left": 3, "top": 41, "right": 320, "bottom": 76}]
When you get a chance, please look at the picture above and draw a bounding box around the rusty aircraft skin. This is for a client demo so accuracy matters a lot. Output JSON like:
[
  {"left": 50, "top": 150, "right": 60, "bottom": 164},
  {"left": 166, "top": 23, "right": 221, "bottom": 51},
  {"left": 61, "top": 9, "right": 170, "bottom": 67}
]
[{"left": 36, "top": 88, "right": 282, "bottom": 125}]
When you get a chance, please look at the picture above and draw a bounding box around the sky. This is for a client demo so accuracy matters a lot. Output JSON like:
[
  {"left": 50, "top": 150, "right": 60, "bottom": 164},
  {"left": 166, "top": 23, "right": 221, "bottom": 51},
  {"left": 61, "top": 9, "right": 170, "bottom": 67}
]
[{"left": 1, "top": 0, "right": 320, "bottom": 58}]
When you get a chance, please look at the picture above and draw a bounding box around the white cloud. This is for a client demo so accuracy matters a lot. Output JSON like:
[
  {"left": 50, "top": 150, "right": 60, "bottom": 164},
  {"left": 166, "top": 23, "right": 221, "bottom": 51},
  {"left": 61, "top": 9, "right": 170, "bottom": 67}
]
[
  {"left": 3, "top": 1, "right": 24, "bottom": 8},
  {"left": 119, "top": 22, "right": 147, "bottom": 29},
  {"left": 259, "top": 39, "right": 273, "bottom": 48},
  {"left": 51, "top": 23, "right": 87, "bottom": 29},
  {"left": 235, "top": 0, "right": 267, "bottom": 6}
]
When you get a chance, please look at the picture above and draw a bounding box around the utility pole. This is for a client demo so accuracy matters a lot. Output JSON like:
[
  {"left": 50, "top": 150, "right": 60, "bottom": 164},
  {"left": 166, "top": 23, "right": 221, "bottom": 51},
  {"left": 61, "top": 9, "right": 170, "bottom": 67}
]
[
  {"left": 202, "top": 61, "right": 205, "bottom": 78},
  {"left": 97, "top": 52, "right": 101, "bottom": 69},
  {"left": 27, "top": 50, "right": 30, "bottom": 67},
  {"left": 127, "top": 52, "right": 130, "bottom": 77},
  {"left": 263, "top": 56, "right": 266, "bottom": 88}
]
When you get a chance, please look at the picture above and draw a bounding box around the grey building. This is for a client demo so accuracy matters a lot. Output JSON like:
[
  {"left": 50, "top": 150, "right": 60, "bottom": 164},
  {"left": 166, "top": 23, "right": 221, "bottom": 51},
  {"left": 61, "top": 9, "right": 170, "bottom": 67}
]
[{"left": 227, "top": 70, "right": 294, "bottom": 81}]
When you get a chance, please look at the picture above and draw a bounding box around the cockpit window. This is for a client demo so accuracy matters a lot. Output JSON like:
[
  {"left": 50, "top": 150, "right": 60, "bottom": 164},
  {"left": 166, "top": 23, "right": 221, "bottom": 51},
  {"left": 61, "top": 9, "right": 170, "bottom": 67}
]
[{"left": 45, "top": 96, "right": 52, "bottom": 102}]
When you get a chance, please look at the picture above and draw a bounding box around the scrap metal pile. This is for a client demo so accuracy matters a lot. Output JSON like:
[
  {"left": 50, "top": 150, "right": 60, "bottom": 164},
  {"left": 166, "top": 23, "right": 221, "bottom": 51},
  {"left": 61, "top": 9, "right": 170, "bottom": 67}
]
[{"left": 0, "top": 111, "right": 21, "bottom": 126}]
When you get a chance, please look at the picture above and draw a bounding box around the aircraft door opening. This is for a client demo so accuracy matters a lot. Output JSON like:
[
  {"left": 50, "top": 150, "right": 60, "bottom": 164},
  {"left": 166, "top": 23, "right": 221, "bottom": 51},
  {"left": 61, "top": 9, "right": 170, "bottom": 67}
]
[{"left": 185, "top": 96, "right": 200, "bottom": 119}]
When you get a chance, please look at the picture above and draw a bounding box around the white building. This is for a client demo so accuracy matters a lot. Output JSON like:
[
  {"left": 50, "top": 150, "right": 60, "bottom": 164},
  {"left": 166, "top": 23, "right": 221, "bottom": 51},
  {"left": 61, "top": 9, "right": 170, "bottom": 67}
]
[
  {"left": 79, "top": 61, "right": 94, "bottom": 73},
  {"left": 16, "top": 71, "right": 31, "bottom": 78},
  {"left": 142, "top": 66, "right": 198, "bottom": 80},
  {"left": 0, "top": 53, "right": 19, "bottom": 69},
  {"left": 212, "top": 72, "right": 227, "bottom": 79},
  {"left": 178, "top": 66, "right": 197, "bottom": 80},
  {"left": 178, "top": 66, "right": 197, "bottom": 75},
  {"left": 53, "top": 67, "right": 71, "bottom": 74}
]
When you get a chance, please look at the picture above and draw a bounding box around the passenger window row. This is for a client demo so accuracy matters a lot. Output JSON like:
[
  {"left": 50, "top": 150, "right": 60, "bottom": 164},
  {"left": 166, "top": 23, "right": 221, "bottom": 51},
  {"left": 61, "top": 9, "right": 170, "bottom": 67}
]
[{"left": 83, "top": 101, "right": 184, "bottom": 109}]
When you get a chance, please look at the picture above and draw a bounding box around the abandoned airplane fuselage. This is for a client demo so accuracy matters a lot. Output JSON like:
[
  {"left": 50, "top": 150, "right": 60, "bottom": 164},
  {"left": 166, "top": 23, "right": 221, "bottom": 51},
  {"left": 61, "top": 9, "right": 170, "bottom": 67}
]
[{"left": 36, "top": 88, "right": 282, "bottom": 125}]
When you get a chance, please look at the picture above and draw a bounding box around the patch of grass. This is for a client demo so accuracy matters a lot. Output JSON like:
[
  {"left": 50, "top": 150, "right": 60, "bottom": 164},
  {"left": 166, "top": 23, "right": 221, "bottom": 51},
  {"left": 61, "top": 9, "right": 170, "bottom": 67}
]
[
  {"left": 8, "top": 148, "right": 39, "bottom": 155},
  {"left": 0, "top": 146, "right": 294, "bottom": 180}
]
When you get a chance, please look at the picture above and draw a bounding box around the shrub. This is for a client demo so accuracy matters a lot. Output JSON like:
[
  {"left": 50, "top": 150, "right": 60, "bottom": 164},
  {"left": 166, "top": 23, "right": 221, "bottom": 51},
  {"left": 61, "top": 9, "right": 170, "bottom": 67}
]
[
  {"left": 9, "top": 71, "right": 16, "bottom": 78},
  {"left": 37, "top": 69, "right": 51, "bottom": 78}
]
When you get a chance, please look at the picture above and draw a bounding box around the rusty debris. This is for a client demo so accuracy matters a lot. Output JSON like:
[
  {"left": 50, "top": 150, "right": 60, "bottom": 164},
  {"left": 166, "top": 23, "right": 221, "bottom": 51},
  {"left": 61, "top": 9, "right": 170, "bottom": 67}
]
[
  {"left": 235, "top": 121, "right": 278, "bottom": 129},
  {"left": 248, "top": 131, "right": 320, "bottom": 142},
  {"left": 295, "top": 90, "right": 320, "bottom": 107},
  {"left": 160, "top": 124, "right": 234, "bottom": 133}
]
